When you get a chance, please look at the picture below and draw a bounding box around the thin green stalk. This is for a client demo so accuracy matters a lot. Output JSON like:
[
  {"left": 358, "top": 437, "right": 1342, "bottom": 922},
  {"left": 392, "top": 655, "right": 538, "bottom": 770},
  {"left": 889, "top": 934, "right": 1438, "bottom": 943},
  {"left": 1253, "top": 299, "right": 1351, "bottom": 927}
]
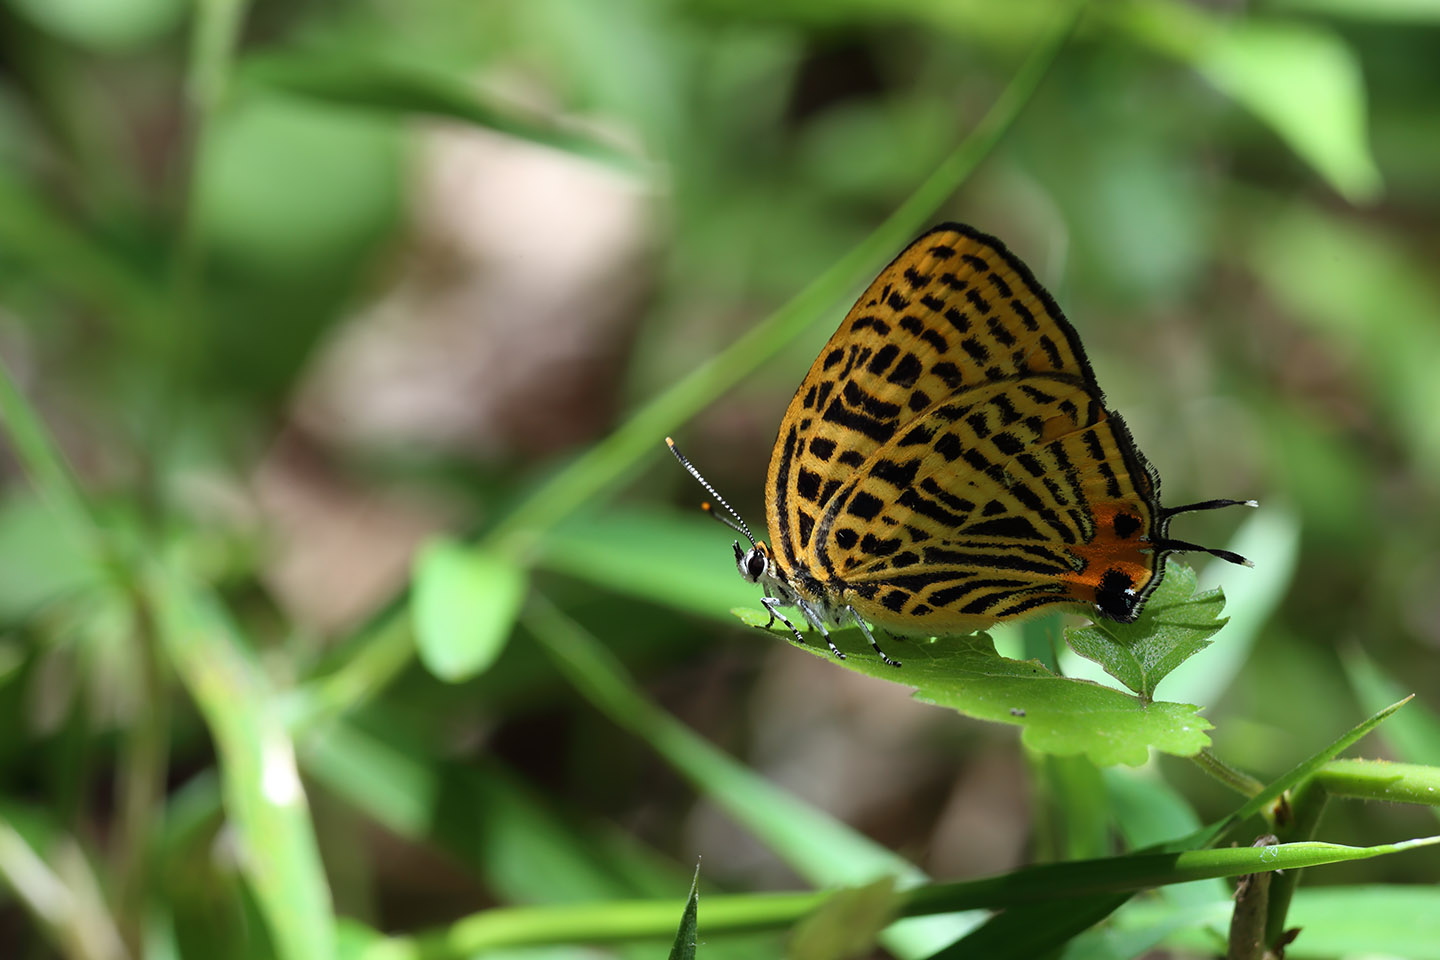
[
  {"left": 283, "top": 612, "right": 413, "bottom": 733},
  {"left": 154, "top": 0, "right": 250, "bottom": 453},
  {"left": 1185, "top": 697, "right": 1411, "bottom": 851},
  {"left": 1191, "top": 748, "right": 1266, "bottom": 799},
  {"left": 360, "top": 836, "right": 1440, "bottom": 960},
  {"left": 299, "top": 5, "right": 1082, "bottom": 720},
  {"left": 0, "top": 818, "right": 129, "bottom": 960},
  {"left": 113, "top": 596, "right": 169, "bottom": 951}
]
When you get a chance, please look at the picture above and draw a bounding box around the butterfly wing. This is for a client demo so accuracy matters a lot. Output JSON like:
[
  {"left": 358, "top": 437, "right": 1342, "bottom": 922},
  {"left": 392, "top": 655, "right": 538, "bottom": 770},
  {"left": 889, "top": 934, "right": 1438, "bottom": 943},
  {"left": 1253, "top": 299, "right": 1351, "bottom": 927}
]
[
  {"left": 765, "top": 223, "right": 1104, "bottom": 581},
  {"left": 809, "top": 374, "right": 1163, "bottom": 633}
]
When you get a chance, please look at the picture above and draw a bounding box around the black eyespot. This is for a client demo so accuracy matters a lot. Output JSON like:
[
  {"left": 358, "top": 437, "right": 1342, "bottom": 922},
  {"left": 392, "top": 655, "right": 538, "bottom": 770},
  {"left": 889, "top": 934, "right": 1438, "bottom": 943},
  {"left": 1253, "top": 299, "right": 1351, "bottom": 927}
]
[{"left": 746, "top": 552, "right": 766, "bottom": 579}]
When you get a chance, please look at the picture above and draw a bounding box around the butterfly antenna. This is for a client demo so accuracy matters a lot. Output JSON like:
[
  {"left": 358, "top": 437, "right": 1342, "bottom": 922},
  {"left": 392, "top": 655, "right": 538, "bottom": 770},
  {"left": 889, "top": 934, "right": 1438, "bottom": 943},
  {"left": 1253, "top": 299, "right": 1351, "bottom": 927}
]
[
  {"left": 1154, "top": 539, "right": 1254, "bottom": 568},
  {"left": 1156, "top": 499, "right": 1257, "bottom": 566},
  {"left": 665, "top": 437, "right": 758, "bottom": 547},
  {"left": 1161, "top": 498, "right": 1258, "bottom": 518}
]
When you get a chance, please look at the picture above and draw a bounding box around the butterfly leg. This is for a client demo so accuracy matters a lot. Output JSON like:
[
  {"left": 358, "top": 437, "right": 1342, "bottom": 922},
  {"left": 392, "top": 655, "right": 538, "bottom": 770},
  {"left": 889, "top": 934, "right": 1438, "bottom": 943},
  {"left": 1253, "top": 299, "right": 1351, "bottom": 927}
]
[
  {"left": 761, "top": 596, "right": 829, "bottom": 653},
  {"left": 846, "top": 606, "right": 902, "bottom": 668},
  {"left": 793, "top": 599, "right": 845, "bottom": 660}
]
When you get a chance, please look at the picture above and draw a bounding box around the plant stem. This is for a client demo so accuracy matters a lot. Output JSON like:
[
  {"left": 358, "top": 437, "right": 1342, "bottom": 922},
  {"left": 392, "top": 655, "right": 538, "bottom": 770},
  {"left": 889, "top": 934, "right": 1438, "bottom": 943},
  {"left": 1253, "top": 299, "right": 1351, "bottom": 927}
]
[
  {"left": 1262, "top": 776, "right": 1329, "bottom": 953},
  {"left": 1191, "top": 748, "right": 1266, "bottom": 798},
  {"left": 1227, "top": 834, "right": 1277, "bottom": 960},
  {"left": 114, "top": 592, "right": 169, "bottom": 952}
]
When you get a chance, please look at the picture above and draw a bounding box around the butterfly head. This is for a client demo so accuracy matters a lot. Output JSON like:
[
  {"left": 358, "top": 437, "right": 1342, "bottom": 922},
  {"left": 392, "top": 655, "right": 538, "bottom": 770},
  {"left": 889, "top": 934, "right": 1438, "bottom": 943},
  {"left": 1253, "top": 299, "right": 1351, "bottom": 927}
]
[{"left": 734, "top": 540, "right": 771, "bottom": 584}]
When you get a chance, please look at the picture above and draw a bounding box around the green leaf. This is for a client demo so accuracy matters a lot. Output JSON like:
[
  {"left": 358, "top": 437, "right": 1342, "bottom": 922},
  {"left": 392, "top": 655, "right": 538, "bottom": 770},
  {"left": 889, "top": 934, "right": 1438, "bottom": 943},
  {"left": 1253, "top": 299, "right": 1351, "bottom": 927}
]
[
  {"left": 789, "top": 877, "right": 901, "bottom": 960},
  {"left": 239, "top": 52, "right": 647, "bottom": 175},
  {"left": 7, "top": 0, "right": 186, "bottom": 52},
  {"left": 1285, "top": 884, "right": 1440, "bottom": 957},
  {"left": 197, "top": 94, "right": 403, "bottom": 273},
  {"left": 412, "top": 537, "right": 527, "bottom": 682},
  {"left": 1116, "top": 2, "right": 1381, "bottom": 203},
  {"left": 1246, "top": 203, "right": 1440, "bottom": 480},
  {"left": 1103, "top": 767, "right": 1227, "bottom": 909},
  {"left": 1342, "top": 647, "right": 1440, "bottom": 766},
  {"left": 732, "top": 611, "right": 1211, "bottom": 767},
  {"left": 667, "top": 866, "right": 701, "bottom": 960},
  {"left": 1063, "top": 564, "right": 1227, "bottom": 701},
  {"left": 1149, "top": 506, "right": 1301, "bottom": 709}
]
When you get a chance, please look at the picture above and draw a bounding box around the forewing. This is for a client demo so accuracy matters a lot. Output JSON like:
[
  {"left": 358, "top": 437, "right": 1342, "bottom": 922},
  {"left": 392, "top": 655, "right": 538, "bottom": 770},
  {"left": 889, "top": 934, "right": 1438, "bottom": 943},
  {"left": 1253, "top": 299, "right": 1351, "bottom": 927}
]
[
  {"left": 765, "top": 223, "right": 1097, "bottom": 577},
  {"left": 808, "top": 376, "right": 1162, "bottom": 633}
]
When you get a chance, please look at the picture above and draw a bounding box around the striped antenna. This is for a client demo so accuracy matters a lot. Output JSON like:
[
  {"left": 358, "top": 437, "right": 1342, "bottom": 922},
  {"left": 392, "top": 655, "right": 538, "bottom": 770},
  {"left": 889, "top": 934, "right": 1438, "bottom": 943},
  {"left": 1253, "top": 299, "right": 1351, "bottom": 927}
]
[{"left": 666, "top": 437, "right": 758, "bottom": 547}]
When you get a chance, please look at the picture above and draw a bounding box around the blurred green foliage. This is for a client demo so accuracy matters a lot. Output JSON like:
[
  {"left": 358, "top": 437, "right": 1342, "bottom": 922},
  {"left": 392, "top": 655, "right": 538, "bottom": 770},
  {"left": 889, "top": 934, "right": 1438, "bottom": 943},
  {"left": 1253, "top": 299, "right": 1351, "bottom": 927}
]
[{"left": 2, "top": 0, "right": 1440, "bottom": 958}]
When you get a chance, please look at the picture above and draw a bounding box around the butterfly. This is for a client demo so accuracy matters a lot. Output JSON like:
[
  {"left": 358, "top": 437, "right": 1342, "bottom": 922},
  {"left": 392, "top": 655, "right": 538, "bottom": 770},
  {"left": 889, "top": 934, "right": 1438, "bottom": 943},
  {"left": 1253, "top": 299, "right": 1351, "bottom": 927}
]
[{"left": 668, "top": 223, "right": 1254, "bottom": 667}]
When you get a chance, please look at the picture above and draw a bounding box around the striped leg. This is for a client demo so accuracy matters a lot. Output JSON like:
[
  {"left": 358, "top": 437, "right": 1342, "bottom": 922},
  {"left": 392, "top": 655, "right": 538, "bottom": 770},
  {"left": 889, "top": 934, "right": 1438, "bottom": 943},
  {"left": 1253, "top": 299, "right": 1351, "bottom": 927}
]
[
  {"left": 795, "top": 598, "right": 846, "bottom": 660},
  {"left": 846, "top": 606, "right": 901, "bottom": 667}
]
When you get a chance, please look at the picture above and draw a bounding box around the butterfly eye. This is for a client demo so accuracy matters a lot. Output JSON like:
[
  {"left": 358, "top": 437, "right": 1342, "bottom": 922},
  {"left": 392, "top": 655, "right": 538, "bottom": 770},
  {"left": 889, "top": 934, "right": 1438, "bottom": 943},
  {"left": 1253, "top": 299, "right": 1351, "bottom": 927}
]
[{"left": 745, "top": 550, "right": 766, "bottom": 581}]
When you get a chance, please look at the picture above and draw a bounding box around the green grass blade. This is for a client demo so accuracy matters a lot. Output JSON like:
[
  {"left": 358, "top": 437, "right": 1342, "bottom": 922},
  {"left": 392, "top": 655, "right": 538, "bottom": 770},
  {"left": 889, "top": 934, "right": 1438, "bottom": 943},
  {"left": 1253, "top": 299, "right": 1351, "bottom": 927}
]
[
  {"left": 0, "top": 810, "right": 128, "bottom": 960},
  {"left": 239, "top": 52, "right": 646, "bottom": 175},
  {"left": 360, "top": 836, "right": 1440, "bottom": 958},
  {"left": 300, "top": 719, "right": 682, "bottom": 904},
  {"left": 1185, "top": 695, "right": 1412, "bottom": 849},
  {"left": 1113, "top": 1, "right": 1380, "bottom": 202},
  {"left": 1342, "top": 646, "right": 1440, "bottom": 766},
  {"left": 147, "top": 563, "right": 336, "bottom": 960},
  {"left": 667, "top": 866, "right": 701, "bottom": 960}
]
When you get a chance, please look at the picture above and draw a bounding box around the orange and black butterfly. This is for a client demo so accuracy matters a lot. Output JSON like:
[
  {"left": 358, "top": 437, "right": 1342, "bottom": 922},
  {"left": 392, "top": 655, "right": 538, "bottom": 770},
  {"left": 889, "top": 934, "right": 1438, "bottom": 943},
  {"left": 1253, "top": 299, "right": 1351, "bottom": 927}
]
[{"left": 668, "top": 223, "right": 1253, "bottom": 667}]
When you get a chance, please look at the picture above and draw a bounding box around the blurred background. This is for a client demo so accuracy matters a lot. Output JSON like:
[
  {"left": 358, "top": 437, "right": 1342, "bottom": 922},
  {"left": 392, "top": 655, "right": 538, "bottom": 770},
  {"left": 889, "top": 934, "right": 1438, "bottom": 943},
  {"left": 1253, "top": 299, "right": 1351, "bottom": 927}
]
[{"left": 1, "top": 0, "right": 1439, "bottom": 957}]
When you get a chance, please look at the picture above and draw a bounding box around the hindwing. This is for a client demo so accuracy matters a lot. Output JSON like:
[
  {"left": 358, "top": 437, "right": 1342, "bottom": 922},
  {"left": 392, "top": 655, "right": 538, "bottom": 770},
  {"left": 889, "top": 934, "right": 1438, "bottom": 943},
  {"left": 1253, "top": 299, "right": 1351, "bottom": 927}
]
[{"left": 805, "top": 376, "right": 1163, "bottom": 633}]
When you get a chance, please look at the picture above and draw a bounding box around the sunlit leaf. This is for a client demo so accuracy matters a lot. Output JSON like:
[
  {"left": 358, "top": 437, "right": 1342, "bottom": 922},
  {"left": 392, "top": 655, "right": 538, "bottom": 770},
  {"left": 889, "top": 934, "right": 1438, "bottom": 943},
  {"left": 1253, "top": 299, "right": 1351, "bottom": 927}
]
[
  {"left": 733, "top": 610, "right": 1212, "bottom": 766},
  {"left": 1117, "top": 3, "right": 1380, "bottom": 202},
  {"left": 412, "top": 537, "right": 527, "bottom": 682},
  {"left": 1064, "top": 564, "right": 1227, "bottom": 701}
]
